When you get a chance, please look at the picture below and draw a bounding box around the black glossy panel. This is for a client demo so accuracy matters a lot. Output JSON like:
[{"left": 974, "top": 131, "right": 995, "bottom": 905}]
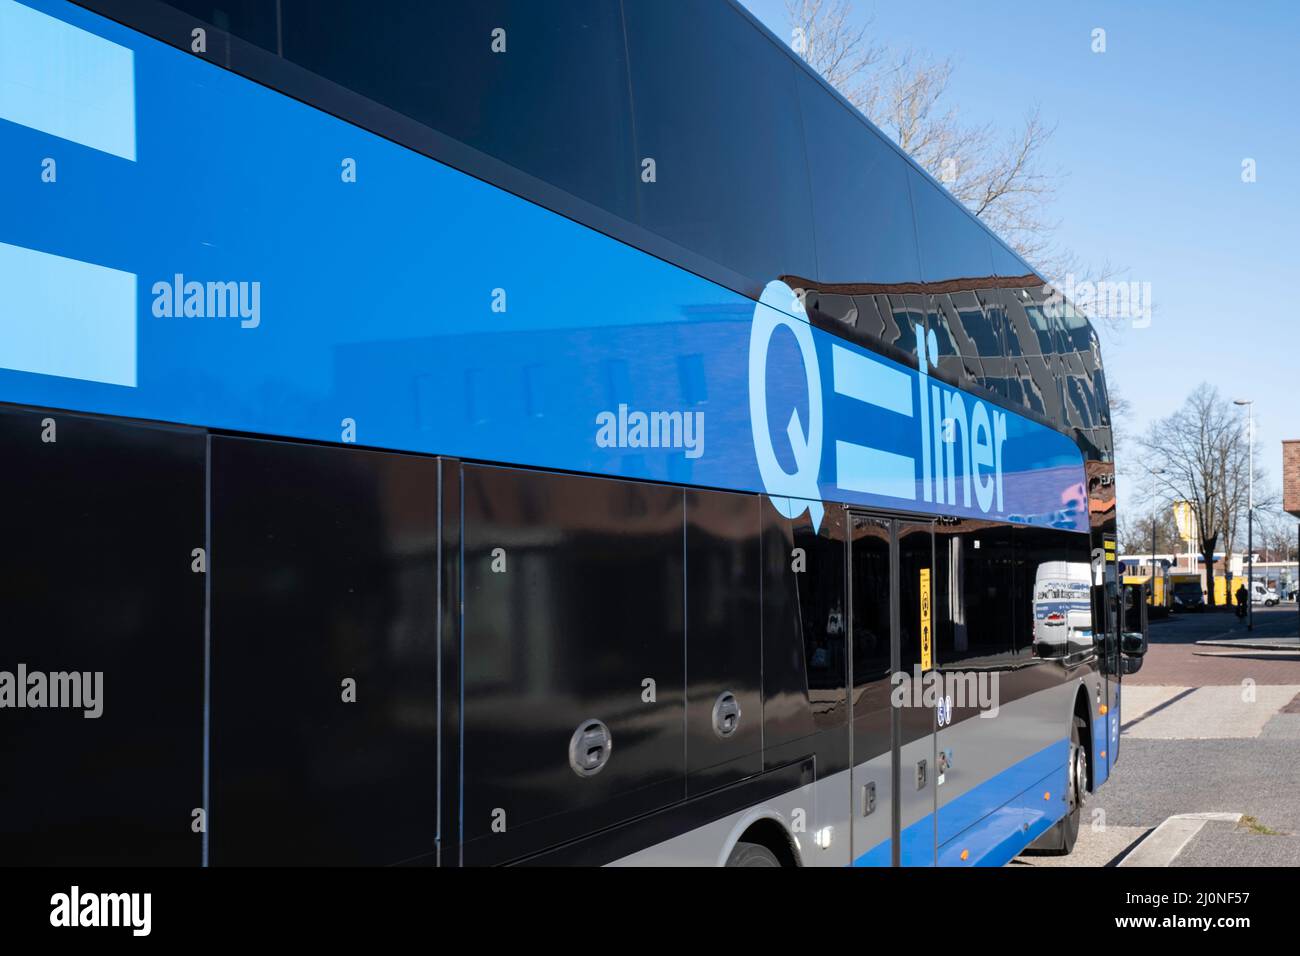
[
  {"left": 933, "top": 520, "right": 1016, "bottom": 668},
  {"left": 460, "top": 465, "right": 685, "bottom": 864},
  {"left": 850, "top": 517, "right": 892, "bottom": 683},
  {"left": 438, "top": 459, "right": 462, "bottom": 866},
  {"left": 849, "top": 515, "right": 892, "bottom": 760},
  {"left": 685, "top": 489, "right": 762, "bottom": 792},
  {"left": 889, "top": 294, "right": 925, "bottom": 359},
  {"left": 990, "top": 290, "right": 1026, "bottom": 357},
  {"left": 209, "top": 438, "right": 439, "bottom": 866},
  {"left": 0, "top": 408, "right": 204, "bottom": 865},
  {"left": 280, "top": 0, "right": 637, "bottom": 220},
  {"left": 761, "top": 501, "right": 848, "bottom": 773},
  {"left": 623, "top": 0, "right": 818, "bottom": 285},
  {"left": 797, "top": 70, "right": 921, "bottom": 285}
]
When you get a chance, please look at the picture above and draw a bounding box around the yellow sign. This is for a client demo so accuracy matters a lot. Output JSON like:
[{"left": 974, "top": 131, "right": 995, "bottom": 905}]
[
  {"left": 920, "top": 568, "right": 932, "bottom": 671},
  {"left": 1173, "top": 501, "right": 1197, "bottom": 543}
]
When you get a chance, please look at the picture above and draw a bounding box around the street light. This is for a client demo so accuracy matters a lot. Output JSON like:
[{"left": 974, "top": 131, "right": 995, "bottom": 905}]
[
  {"left": 1146, "top": 466, "right": 1166, "bottom": 605},
  {"left": 1234, "top": 399, "right": 1254, "bottom": 631}
]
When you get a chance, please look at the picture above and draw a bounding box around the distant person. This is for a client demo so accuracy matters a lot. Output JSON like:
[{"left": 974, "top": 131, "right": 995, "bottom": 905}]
[{"left": 1235, "top": 583, "right": 1248, "bottom": 619}]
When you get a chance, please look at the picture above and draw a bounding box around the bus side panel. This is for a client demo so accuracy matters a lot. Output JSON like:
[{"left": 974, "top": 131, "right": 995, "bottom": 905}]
[
  {"left": 684, "top": 489, "right": 763, "bottom": 795},
  {"left": 208, "top": 437, "right": 439, "bottom": 865},
  {"left": 458, "top": 465, "right": 687, "bottom": 865},
  {"left": 0, "top": 405, "right": 205, "bottom": 865},
  {"left": 438, "top": 458, "right": 462, "bottom": 865}
]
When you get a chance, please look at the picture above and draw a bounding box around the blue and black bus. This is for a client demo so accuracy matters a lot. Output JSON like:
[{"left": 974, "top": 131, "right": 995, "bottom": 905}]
[{"left": 0, "top": 0, "right": 1147, "bottom": 867}]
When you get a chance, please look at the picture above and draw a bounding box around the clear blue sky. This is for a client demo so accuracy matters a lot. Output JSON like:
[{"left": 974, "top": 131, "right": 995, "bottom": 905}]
[{"left": 742, "top": 0, "right": 1300, "bottom": 518}]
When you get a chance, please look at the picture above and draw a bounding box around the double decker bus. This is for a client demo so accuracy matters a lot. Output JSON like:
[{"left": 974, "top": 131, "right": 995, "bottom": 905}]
[{"left": 0, "top": 0, "right": 1146, "bottom": 867}]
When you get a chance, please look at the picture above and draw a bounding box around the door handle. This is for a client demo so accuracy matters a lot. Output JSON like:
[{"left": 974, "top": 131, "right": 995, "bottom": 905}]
[{"left": 861, "top": 781, "right": 877, "bottom": 816}]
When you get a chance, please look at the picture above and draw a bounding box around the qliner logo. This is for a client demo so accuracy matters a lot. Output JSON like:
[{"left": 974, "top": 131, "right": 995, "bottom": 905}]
[{"left": 749, "top": 280, "right": 1011, "bottom": 529}]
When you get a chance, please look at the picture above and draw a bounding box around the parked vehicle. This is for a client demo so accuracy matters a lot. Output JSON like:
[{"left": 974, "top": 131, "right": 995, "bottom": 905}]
[
  {"left": 1169, "top": 574, "right": 1206, "bottom": 612},
  {"left": 1251, "top": 582, "right": 1279, "bottom": 606}
]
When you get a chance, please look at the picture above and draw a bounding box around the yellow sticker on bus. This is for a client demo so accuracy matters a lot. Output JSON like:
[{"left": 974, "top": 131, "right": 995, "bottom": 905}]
[{"left": 920, "top": 567, "right": 932, "bottom": 671}]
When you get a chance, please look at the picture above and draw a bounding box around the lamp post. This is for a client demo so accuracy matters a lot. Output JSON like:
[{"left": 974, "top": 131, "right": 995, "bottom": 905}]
[
  {"left": 1147, "top": 466, "right": 1165, "bottom": 605},
  {"left": 1234, "top": 399, "right": 1254, "bottom": 631}
]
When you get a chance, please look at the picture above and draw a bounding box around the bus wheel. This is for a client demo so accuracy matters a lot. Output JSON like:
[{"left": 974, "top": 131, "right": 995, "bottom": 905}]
[
  {"left": 1060, "top": 717, "right": 1088, "bottom": 854},
  {"left": 725, "top": 841, "right": 782, "bottom": 867},
  {"left": 1035, "top": 716, "right": 1087, "bottom": 856}
]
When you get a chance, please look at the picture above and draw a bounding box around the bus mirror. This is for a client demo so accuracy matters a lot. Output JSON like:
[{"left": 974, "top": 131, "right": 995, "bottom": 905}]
[
  {"left": 1090, "top": 584, "right": 1108, "bottom": 647},
  {"left": 1121, "top": 631, "right": 1147, "bottom": 657},
  {"left": 1120, "top": 655, "right": 1145, "bottom": 675},
  {"left": 1121, "top": 581, "right": 1149, "bottom": 657}
]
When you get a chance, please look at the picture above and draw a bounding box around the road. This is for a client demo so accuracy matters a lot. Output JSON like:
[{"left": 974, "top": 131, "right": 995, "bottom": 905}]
[{"left": 1016, "top": 604, "right": 1300, "bottom": 867}]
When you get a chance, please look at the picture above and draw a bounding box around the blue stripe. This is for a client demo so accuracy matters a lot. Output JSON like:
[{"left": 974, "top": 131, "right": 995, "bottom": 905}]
[
  {"left": 835, "top": 440, "right": 918, "bottom": 500},
  {"left": 0, "top": 240, "right": 137, "bottom": 386},
  {"left": 852, "top": 739, "right": 1070, "bottom": 867},
  {"left": 0, "top": 0, "right": 1089, "bottom": 534},
  {"left": 0, "top": 0, "right": 135, "bottom": 160}
]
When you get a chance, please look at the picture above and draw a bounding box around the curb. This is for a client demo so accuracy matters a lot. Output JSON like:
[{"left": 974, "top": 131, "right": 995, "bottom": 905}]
[
  {"left": 1195, "top": 639, "right": 1300, "bottom": 652},
  {"left": 1117, "top": 813, "right": 1242, "bottom": 867}
]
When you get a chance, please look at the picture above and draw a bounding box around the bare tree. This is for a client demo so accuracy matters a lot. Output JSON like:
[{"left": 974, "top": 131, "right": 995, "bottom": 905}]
[
  {"left": 785, "top": 0, "right": 1114, "bottom": 290},
  {"left": 1139, "top": 384, "right": 1252, "bottom": 607},
  {"left": 1118, "top": 505, "right": 1181, "bottom": 560},
  {"left": 1107, "top": 378, "right": 1133, "bottom": 462},
  {"left": 786, "top": 0, "right": 882, "bottom": 113},
  {"left": 1256, "top": 509, "right": 1298, "bottom": 564}
]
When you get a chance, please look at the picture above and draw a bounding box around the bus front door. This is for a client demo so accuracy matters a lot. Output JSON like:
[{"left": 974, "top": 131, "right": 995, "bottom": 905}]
[{"left": 848, "top": 513, "right": 937, "bottom": 866}]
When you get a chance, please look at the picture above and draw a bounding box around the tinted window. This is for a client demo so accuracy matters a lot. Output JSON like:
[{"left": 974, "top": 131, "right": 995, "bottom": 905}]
[
  {"left": 850, "top": 517, "right": 892, "bottom": 684},
  {"left": 889, "top": 293, "right": 925, "bottom": 359},
  {"left": 954, "top": 290, "right": 1001, "bottom": 358},
  {"left": 934, "top": 294, "right": 985, "bottom": 386},
  {"left": 1060, "top": 301, "right": 1096, "bottom": 354},
  {"left": 762, "top": 502, "right": 848, "bottom": 772},
  {"left": 798, "top": 73, "right": 921, "bottom": 285},
  {"left": 623, "top": 0, "right": 817, "bottom": 286},
  {"left": 281, "top": 1, "right": 637, "bottom": 220},
  {"left": 935, "top": 521, "right": 1016, "bottom": 667},
  {"left": 910, "top": 169, "right": 995, "bottom": 283},
  {"left": 987, "top": 289, "right": 1025, "bottom": 356},
  {"left": 1066, "top": 371, "right": 1098, "bottom": 429},
  {"left": 163, "top": 0, "right": 280, "bottom": 51},
  {"left": 852, "top": 294, "right": 887, "bottom": 343},
  {"left": 926, "top": 296, "right": 967, "bottom": 385},
  {"left": 1017, "top": 527, "right": 1094, "bottom": 660}
]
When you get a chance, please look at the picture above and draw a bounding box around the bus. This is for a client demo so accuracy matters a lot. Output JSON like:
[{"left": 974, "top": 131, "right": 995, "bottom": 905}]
[{"left": 0, "top": 0, "right": 1147, "bottom": 867}]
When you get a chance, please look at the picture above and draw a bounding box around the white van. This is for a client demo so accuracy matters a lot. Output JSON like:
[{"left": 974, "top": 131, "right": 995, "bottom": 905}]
[
  {"left": 1251, "top": 581, "right": 1279, "bottom": 606},
  {"left": 1032, "top": 561, "right": 1093, "bottom": 652}
]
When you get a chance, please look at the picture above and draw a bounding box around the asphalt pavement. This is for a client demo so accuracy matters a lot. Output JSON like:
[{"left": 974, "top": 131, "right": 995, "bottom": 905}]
[{"left": 1017, "top": 604, "right": 1300, "bottom": 867}]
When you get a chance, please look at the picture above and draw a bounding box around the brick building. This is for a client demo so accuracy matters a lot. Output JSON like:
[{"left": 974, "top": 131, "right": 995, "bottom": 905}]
[{"left": 1286, "top": 440, "right": 1300, "bottom": 518}]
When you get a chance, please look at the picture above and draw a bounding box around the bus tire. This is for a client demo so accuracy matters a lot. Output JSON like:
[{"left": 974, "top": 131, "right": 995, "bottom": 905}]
[
  {"left": 725, "top": 841, "right": 782, "bottom": 868},
  {"left": 1060, "top": 717, "right": 1088, "bottom": 854},
  {"left": 1037, "top": 716, "right": 1087, "bottom": 856}
]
